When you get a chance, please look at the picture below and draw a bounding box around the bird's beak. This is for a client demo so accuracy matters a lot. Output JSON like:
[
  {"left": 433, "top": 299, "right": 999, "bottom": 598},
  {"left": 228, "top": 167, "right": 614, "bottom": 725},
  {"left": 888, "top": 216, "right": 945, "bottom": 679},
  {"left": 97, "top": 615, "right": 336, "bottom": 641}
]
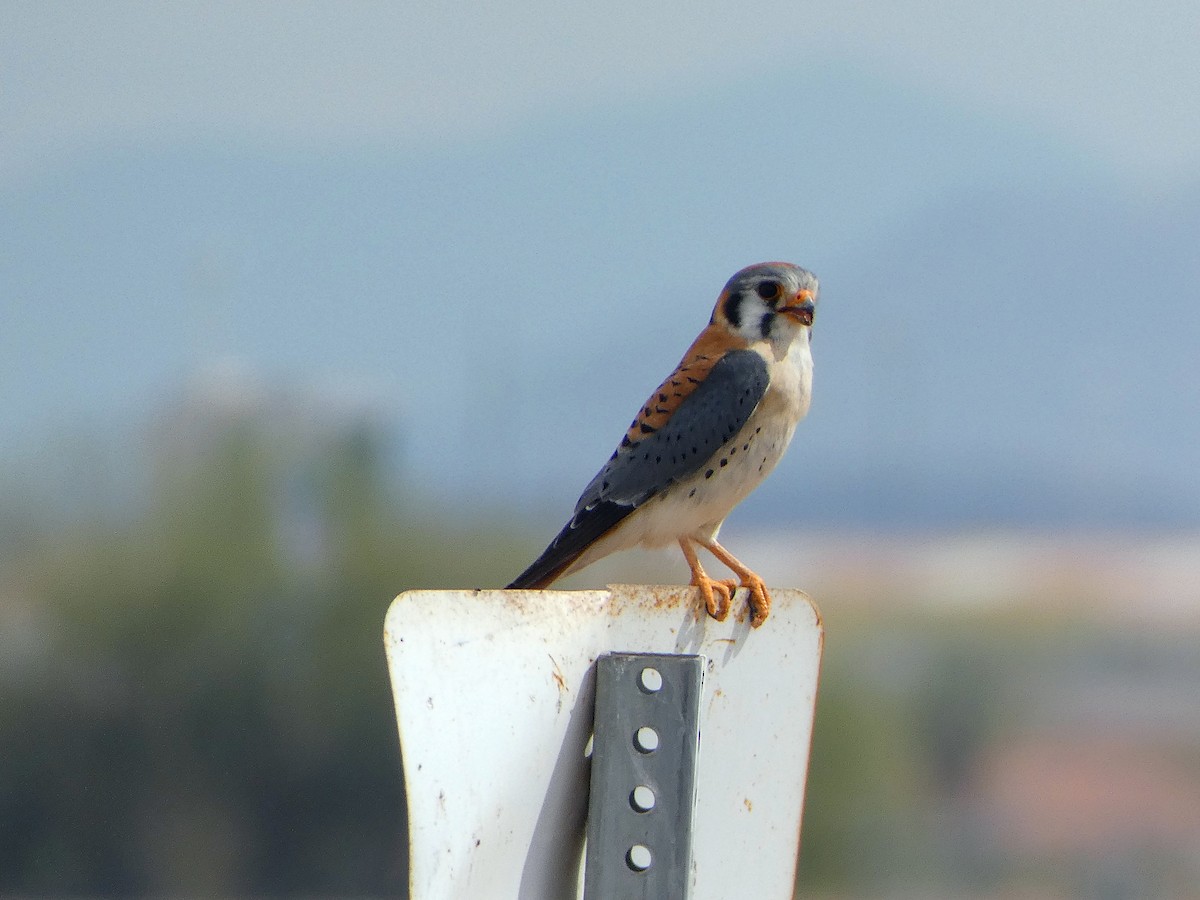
[{"left": 779, "top": 289, "right": 816, "bottom": 326}]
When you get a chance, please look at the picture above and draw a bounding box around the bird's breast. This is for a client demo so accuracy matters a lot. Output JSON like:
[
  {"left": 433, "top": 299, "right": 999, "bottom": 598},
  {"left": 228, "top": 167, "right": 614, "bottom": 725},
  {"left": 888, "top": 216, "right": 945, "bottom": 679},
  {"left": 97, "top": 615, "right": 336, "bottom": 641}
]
[
  {"left": 763, "top": 339, "right": 814, "bottom": 423},
  {"left": 602, "top": 341, "right": 813, "bottom": 552},
  {"left": 626, "top": 368, "right": 809, "bottom": 547}
]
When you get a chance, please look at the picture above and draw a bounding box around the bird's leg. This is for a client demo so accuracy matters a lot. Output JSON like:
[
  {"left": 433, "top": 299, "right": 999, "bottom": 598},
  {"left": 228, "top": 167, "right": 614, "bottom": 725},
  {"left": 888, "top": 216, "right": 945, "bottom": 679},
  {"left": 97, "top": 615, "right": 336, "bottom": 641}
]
[
  {"left": 678, "top": 538, "right": 737, "bottom": 621},
  {"left": 696, "top": 538, "right": 772, "bottom": 627}
]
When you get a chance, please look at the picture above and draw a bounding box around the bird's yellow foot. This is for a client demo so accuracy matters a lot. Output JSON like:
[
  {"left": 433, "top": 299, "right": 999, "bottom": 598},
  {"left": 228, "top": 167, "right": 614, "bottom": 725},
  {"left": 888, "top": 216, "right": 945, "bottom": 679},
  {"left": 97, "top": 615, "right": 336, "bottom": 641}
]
[
  {"left": 741, "top": 573, "right": 772, "bottom": 627},
  {"left": 691, "top": 574, "right": 739, "bottom": 621}
]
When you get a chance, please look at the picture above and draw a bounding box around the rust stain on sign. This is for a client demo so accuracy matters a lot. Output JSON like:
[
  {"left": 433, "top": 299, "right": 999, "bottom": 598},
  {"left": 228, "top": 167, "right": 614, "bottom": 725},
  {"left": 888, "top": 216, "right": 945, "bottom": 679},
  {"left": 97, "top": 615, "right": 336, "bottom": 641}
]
[
  {"left": 548, "top": 654, "right": 567, "bottom": 693},
  {"left": 606, "top": 583, "right": 702, "bottom": 617}
]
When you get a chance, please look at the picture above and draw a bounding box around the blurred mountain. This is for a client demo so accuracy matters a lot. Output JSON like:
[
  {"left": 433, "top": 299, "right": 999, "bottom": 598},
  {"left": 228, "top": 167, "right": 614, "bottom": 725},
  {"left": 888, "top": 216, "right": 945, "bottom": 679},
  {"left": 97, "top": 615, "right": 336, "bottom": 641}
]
[
  {"left": 3, "top": 69, "right": 1197, "bottom": 528},
  {"left": 764, "top": 181, "right": 1200, "bottom": 528}
]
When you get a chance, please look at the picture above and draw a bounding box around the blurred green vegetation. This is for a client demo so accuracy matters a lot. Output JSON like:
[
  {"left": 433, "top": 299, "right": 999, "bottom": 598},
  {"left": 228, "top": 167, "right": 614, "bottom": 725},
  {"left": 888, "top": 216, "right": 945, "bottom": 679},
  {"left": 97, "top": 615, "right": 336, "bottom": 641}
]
[
  {"left": 3, "top": 401, "right": 1198, "bottom": 897},
  {"left": 0, "top": 408, "right": 525, "bottom": 895},
  {"left": 798, "top": 617, "right": 1016, "bottom": 893}
]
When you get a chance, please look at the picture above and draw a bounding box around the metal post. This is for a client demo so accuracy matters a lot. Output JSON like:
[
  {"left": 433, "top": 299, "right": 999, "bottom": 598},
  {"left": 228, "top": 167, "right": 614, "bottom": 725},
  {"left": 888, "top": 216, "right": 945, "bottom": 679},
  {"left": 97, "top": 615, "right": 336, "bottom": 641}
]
[{"left": 584, "top": 652, "right": 704, "bottom": 900}]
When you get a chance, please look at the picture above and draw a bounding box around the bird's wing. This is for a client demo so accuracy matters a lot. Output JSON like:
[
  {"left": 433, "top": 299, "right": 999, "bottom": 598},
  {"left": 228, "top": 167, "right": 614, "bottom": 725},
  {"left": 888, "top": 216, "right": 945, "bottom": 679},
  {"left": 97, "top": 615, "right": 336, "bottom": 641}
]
[
  {"left": 507, "top": 348, "right": 768, "bottom": 589},
  {"left": 577, "top": 347, "right": 769, "bottom": 510}
]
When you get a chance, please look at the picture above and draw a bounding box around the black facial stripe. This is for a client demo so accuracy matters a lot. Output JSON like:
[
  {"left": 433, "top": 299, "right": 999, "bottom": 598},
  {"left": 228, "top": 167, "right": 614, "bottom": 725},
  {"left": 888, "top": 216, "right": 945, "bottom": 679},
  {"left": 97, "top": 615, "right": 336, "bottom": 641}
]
[
  {"left": 724, "top": 290, "right": 744, "bottom": 329},
  {"left": 759, "top": 312, "right": 773, "bottom": 339}
]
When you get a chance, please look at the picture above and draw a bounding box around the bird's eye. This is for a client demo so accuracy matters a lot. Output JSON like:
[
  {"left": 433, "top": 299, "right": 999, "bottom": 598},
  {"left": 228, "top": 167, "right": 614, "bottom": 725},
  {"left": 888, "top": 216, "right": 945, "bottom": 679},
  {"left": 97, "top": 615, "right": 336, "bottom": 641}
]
[{"left": 756, "top": 280, "right": 781, "bottom": 302}]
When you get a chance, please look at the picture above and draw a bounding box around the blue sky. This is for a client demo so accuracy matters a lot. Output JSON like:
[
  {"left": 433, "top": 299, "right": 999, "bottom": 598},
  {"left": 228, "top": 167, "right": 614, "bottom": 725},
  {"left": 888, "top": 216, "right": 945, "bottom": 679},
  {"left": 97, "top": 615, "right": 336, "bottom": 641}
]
[
  {"left": 5, "top": 2, "right": 1200, "bottom": 189},
  {"left": 3, "top": 3, "right": 1199, "bottom": 527}
]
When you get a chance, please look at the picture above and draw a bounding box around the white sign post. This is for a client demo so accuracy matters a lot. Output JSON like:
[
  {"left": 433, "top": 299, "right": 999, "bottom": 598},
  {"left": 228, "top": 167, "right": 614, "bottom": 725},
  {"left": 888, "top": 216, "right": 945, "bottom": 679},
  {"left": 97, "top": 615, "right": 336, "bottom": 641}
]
[{"left": 383, "top": 585, "right": 822, "bottom": 900}]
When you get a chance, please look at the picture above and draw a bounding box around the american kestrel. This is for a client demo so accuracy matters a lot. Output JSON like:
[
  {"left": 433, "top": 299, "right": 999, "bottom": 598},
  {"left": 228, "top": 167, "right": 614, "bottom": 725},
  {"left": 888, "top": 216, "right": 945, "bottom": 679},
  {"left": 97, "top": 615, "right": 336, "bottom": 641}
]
[{"left": 507, "top": 262, "right": 818, "bottom": 627}]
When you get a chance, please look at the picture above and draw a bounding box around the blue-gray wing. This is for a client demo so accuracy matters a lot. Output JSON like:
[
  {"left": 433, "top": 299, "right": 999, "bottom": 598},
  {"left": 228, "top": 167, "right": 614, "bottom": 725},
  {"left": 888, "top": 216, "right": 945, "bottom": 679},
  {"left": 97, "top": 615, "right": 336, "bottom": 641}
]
[
  {"left": 506, "top": 348, "right": 768, "bottom": 590},
  {"left": 575, "top": 348, "right": 769, "bottom": 512}
]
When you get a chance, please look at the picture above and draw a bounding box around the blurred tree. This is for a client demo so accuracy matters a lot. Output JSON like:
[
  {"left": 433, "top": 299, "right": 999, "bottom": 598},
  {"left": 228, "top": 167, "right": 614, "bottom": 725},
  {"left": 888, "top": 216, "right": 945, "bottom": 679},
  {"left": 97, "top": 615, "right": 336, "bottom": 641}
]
[
  {"left": 0, "top": 395, "right": 525, "bottom": 895},
  {"left": 794, "top": 625, "right": 934, "bottom": 893}
]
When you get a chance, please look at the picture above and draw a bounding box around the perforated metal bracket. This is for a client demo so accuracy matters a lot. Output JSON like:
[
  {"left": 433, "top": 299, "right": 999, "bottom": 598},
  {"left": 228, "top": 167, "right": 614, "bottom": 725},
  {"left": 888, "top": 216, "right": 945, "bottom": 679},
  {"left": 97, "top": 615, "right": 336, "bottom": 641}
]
[{"left": 584, "top": 652, "right": 704, "bottom": 900}]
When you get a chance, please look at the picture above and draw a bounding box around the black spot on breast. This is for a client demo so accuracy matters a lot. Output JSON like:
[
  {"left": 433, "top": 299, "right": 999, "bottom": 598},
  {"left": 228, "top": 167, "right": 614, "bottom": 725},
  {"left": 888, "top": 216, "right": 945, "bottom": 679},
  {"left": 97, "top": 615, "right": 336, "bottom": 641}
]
[
  {"left": 705, "top": 469, "right": 714, "bottom": 479},
  {"left": 688, "top": 488, "right": 696, "bottom": 498},
  {"left": 640, "top": 423, "right": 657, "bottom": 434},
  {"left": 719, "top": 458, "right": 728, "bottom": 467}
]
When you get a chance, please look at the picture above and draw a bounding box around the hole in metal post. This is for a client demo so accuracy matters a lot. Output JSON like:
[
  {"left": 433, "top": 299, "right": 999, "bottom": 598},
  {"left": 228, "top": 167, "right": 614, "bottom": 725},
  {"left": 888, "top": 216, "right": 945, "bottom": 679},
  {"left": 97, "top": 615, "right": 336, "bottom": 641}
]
[
  {"left": 638, "top": 666, "right": 663, "bottom": 693},
  {"left": 630, "top": 785, "right": 656, "bottom": 813},
  {"left": 633, "top": 726, "right": 659, "bottom": 753},
  {"left": 626, "top": 844, "right": 653, "bottom": 872}
]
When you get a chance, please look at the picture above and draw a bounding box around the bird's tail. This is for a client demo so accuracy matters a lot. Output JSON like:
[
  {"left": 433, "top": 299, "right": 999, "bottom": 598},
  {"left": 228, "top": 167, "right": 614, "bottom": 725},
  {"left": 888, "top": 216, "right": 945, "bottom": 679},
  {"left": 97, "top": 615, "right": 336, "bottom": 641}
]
[
  {"left": 506, "top": 534, "right": 582, "bottom": 589},
  {"left": 506, "top": 500, "right": 631, "bottom": 590},
  {"left": 506, "top": 556, "right": 576, "bottom": 590}
]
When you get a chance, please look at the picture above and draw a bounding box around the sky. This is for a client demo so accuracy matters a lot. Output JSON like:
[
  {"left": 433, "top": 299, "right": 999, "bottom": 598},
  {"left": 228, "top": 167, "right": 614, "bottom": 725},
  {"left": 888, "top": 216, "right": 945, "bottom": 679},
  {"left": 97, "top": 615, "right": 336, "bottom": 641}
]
[
  {"left": 3, "top": 3, "right": 1200, "bottom": 528},
  {"left": 4, "top": 2, "right": 1200, "bottom": 189}
]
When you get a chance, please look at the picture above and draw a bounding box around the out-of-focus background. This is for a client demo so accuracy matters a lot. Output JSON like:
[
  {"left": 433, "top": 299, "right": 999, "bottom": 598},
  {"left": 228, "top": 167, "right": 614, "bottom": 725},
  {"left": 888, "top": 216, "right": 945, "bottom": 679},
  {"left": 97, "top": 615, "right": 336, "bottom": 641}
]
[{"left": 3, "top": 3, "right": 1199, "bottom": 897}]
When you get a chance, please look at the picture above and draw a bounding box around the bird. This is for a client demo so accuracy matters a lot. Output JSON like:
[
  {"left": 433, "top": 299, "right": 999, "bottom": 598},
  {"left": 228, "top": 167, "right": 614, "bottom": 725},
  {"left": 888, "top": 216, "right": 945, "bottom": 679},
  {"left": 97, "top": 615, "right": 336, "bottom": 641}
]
[{"left": 507, "top": 261, "right": 818, "bottom": 627}]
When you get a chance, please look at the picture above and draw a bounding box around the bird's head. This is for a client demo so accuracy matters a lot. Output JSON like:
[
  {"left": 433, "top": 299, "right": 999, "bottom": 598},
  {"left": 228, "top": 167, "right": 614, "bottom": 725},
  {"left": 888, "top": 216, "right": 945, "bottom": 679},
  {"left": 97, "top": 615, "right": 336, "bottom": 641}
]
[{"left": 711, "top": 262, "right": 818, "bottom": 345}]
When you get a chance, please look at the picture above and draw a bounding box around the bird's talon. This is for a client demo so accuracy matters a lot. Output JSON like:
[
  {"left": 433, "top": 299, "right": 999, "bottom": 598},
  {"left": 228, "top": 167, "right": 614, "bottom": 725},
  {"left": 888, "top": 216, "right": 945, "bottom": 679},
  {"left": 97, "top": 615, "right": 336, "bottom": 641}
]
[
  {"left": 709, "top": 582, "right": 731, "bottom": 621},
  {"left": 694, "top": 576, "right": 736, "bottom": 621},
  {"left": 744, "top": 577, "right": 772, "bottom": 627},
  {"left": 716, "top": 579, "right": 739, "bottom": 620}
]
